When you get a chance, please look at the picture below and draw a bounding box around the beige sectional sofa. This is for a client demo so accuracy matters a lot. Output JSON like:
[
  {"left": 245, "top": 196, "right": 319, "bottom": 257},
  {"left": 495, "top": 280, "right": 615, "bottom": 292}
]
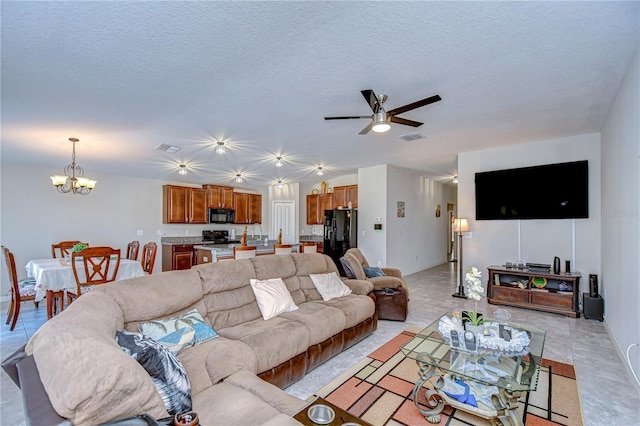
[{"left": 20, "top": 253, "right": 377, "bottom": 425}]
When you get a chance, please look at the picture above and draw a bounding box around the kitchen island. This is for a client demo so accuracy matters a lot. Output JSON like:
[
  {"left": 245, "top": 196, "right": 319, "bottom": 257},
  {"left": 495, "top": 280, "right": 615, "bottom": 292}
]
[{"left": 194, "top": 242, "right": 302, "bottom": 263}]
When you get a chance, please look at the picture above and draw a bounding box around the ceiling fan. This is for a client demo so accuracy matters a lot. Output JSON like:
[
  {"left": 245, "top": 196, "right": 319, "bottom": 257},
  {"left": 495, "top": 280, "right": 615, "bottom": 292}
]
[{"left": 324, "top": 89, "right": 441, "bottom": 135}]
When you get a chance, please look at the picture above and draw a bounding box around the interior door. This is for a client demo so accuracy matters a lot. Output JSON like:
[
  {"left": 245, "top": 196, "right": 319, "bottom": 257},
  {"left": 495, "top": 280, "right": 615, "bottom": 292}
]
[{"left": 272, "top": 200, "right": 295, "bottom": 244}]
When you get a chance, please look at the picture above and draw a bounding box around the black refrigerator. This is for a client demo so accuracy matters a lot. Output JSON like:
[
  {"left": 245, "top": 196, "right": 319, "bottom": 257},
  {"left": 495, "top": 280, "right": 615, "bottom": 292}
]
[{"left": 323, "top": 209, "right": 357, "bottom": 276}]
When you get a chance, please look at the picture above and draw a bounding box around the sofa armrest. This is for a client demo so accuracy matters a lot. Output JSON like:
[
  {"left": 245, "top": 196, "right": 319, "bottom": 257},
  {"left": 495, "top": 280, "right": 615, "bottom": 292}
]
[
  {"left": 380, "top": 267, "right": 402, "bottom": 278},
  {"left": 205, "top": 339, "right": 258, "bottom": 385},
  {"left": 342, "top": 279, "right": 374, "bottom": 295},
  {"left": 224, "top": 370, "right": 306, "bottom": 416}
]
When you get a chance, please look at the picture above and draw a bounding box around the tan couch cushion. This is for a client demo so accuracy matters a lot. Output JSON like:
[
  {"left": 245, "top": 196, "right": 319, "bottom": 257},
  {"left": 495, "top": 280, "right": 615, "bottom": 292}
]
[
  {"left": 26, "top": 291, "right": 167, "bottom": 425},
  {"left": 318, "top": 294, "right": 376, "bottom": 328},
  {"left": 218, "top": 317, "right": 310, "bottom": 373},
  {"left": 281, "top": 302, "right": 347, "bottom": 345},
  {"left": 344, "top": 252, "right": 366, "bottom": 280}
]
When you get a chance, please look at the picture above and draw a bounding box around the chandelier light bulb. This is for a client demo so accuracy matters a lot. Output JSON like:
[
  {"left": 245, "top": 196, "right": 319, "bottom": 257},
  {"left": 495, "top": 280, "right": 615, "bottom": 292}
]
[
  {"left": 178, "top": 165, "right": 188, "bottom": 175},
  {"left": 275, "top": 156, "right": 284, "bottom": 167},
  {"left": 215, "top": 141, "right": 226, "bottom": 155}
]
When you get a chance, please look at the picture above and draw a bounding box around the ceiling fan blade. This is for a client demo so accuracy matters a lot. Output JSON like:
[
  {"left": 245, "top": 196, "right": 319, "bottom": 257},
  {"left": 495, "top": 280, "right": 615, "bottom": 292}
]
[
  {"left": 390, "top": 116, "right": 423, "bottom": 127},
  {"left": 358, "top": 122, "right": 373, "bottom": 135},
  {"left": 387, "top": 94, "right": 442, "bottom": 116},
  {"left": 361, "top": 89, "right": 381, "bottom": 113},
  {"left": 325, "top": 116, "right": 371, "bottom": 120}
]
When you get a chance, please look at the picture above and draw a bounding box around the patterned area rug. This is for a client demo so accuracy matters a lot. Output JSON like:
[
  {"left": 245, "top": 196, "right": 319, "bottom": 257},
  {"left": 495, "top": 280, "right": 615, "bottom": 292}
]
[{"left": 314, "top": 327, "right": 584, "bottom": 425}]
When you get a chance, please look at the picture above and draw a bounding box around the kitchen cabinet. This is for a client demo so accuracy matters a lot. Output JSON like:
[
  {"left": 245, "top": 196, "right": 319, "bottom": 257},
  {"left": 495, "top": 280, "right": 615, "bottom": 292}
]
[
  {"left": 162, "top": 244, "right": 196, "bottom": 271},
  {"left": 204, "top": 185, "right": 234, "bottom": 209},
  {"left": 163, "top": 185, "right": 208, "bottom": 224},
  {"left": 332, "top": 185, "right": 358, "bottom": 208},
  {"left": 306, "top": 194, "right": 333, "bottom": 224},
  {"left": 234, "top": 193, "right": 262, "bottom": 224}
]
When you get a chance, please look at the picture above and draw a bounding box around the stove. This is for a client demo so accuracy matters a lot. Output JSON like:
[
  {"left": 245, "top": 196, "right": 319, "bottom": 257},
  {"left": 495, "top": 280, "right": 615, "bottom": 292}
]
[{"left": 202, "top": 230, "right": 230, "bottom": 244}]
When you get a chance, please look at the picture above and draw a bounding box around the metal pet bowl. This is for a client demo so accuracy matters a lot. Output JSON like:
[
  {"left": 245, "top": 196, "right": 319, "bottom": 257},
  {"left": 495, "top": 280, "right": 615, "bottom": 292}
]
[{"left": 307, "top": 404, "right": 335, "bottom": 425}]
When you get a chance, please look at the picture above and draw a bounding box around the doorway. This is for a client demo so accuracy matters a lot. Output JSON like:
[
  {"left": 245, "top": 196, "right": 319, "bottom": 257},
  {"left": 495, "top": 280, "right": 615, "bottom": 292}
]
[
  {"left": 271, "top": 201, "right": 296, "bottom": 244},
  {"left": 447, "top": 203, "right": 456, "bottom": 261}
]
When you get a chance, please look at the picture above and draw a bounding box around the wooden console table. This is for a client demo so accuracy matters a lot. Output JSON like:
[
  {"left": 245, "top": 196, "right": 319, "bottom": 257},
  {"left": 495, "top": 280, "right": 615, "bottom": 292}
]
[{"left": 487, "top": 265, "right": 581, "bottom": 317}]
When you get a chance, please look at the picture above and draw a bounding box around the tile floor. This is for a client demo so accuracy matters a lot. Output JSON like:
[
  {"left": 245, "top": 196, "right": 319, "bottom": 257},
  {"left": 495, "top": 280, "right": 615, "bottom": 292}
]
[{"left": 1, "top": 262, "right": 638, "bottom": 425}]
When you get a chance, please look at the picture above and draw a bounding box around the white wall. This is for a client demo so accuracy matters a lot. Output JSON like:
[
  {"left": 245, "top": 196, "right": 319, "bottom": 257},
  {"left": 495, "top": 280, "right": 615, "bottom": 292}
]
[
  {"left": 358, "top": 165, "right": 388, "bottom": 268},
  {"left": 458, "top": 133, "right": 602, "bottom": 295},
  {"left": 358, "top": 165, "right": 455, "bottom": 275},
  {"left": 601, "top": 46, "right": 640, "bottom": 380},
  {"left": 386, "top": 165, "right": 456, "bottom": 275},
  {"left": 0, "top": 162, "right": 269, "bottom": 295}
]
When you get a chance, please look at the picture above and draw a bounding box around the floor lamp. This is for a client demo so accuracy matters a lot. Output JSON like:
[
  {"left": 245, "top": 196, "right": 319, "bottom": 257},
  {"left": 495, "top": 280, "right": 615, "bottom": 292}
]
[{"left": 452, "top": 218, "right": 470, "bottom": 298}]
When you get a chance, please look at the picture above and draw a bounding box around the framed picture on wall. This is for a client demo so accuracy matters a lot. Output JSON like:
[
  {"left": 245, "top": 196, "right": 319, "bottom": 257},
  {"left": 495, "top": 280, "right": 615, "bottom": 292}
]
[
  {"left": 436, "top": 204, "right": 441, "bottom": 217},
  {"left": 397, "top": 201, "right": 405, "bottom": 218}
]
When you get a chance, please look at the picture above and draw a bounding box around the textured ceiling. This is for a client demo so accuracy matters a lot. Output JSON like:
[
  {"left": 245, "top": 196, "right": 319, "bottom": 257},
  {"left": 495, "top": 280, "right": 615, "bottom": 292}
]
[{"left": 1, "top": 1, "right": 638, "bottom": 188}]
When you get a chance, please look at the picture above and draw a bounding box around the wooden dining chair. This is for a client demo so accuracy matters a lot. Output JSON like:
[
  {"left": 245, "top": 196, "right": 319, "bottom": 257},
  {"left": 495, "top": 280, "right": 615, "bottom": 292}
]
[
  {"left": 67, "top": 247, "right": 121, "bottom": 304},
  {"left": 126, "top": 240, "right": 140, "bottom": 261},
  {"left": 274, "top": 244, "right": 292, "bottom": 255},
  {"left": 141, "top": 242, "right": 157, "bottom": 274},
  {"left": 2, "top": 246, "right": 37, "bottom": 331},
  {"left": 300, "top": 242, "right": 318, "bottom": 253},
  {"left": 51, "top": 241, "right": 88, "bottom": 259},
  {"left": 234, "top": 246, "right": 257, "bottom": 259}
]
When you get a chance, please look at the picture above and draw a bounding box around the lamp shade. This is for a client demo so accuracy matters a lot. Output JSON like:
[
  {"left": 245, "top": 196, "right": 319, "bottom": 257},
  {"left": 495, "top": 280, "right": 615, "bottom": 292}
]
[{"left": 453, "top": 218, "right": 470, "bottom": 233}]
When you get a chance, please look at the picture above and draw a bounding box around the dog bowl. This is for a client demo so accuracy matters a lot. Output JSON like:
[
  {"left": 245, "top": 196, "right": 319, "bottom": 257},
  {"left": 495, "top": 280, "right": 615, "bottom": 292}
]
[{"left": 307, "top": 404, "right": 335, "bottom": 425}]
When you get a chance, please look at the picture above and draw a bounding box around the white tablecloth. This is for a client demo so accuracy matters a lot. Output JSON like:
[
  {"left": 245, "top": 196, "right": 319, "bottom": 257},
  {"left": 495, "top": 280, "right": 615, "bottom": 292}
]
[{"left": 25, "top": 258, "right": 145, "bottom": 302}]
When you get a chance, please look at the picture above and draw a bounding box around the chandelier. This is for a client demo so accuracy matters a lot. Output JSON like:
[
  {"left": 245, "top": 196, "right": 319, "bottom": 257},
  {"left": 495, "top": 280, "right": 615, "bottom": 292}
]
[{"left": 50, "top": 138, "right": 97, "bottom": 195}]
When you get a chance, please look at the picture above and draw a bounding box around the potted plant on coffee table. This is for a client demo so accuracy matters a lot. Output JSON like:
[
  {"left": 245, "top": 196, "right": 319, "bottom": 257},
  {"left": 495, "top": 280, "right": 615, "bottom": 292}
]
[{"left": 463, "top": 267, "right": 485, "bottom": 335}]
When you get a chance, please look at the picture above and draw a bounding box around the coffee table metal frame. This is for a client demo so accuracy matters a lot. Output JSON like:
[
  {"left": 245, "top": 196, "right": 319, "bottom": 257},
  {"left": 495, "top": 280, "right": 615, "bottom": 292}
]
[{"left": 401, "top": 313, "right": 546, "bottom": 426}]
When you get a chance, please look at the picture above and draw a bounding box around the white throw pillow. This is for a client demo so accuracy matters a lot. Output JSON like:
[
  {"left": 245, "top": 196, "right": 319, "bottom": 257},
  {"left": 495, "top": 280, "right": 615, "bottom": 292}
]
[
  {"left": 309, "top": 272, "right": 353, "bottom": 301},
  {"left": 249, "top": 278, "right": 299, "bottom": 320}
]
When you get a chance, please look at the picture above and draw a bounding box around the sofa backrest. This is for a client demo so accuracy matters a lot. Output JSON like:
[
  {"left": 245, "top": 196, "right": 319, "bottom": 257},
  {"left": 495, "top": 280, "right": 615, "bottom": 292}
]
[{"left": 193, "top": 253, "right": 340, "bottom": 330}]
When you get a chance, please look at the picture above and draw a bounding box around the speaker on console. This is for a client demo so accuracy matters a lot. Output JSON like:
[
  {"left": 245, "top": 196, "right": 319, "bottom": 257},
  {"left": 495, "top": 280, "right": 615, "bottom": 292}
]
[
  {"left": 565, "top": 259, "right": 571, "bottom": 274},
  {"left": 583, "top": 293, "right": 604, "bottom": 321},
  {"left": 589, "top": 274, "right": 599, "bottom": 297},
  {"left": 553, "top": 257, "right": 560, "bottom": 274}
]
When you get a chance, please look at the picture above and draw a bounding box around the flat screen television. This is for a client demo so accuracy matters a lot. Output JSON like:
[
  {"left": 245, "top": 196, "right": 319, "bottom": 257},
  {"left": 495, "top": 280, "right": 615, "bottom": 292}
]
[{"left": 475, "top": 160, "right": 588, "bottom": 220}]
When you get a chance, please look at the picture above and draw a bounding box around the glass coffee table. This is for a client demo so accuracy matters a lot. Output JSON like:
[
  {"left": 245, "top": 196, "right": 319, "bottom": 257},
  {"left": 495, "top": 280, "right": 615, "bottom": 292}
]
[{"left": 401, "top": 312, "right": 546, "bottom": 425}]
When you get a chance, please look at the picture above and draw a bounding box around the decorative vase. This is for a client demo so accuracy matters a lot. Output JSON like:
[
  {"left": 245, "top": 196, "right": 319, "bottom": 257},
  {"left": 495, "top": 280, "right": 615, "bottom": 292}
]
[
  {"left": 241, "top": 226, "right": 247, "bottom": 247},
  {"left": 321, "top": 181, "right": 327, "bottom": 194},
  {"left": 277, "top": 229, "right": 282, "bottom": 245},
  {"left": 464, "top": 322, "right": 484, "bottom": 337}
]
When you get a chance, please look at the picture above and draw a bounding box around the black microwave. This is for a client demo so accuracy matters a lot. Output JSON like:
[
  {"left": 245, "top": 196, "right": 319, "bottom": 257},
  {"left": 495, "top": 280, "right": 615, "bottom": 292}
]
[{"left": 208, "top": 208, "right": 235, "bottom": 224}]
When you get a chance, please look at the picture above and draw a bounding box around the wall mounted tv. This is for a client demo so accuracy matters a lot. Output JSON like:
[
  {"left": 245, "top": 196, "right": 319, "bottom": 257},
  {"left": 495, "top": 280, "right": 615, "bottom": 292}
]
[{"left": 475, "top": 160, "right": 588, "bottom": 220}]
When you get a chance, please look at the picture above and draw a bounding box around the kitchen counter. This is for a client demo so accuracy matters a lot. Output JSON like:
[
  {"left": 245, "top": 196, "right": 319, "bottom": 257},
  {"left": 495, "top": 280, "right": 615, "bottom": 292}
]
[{"left": 195, "top": 243, "right": 302, "bottom": 262}]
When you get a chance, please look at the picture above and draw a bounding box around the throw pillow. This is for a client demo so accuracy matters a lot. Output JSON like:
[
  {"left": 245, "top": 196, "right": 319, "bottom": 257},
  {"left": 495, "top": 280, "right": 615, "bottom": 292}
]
[
  {"left": 115, "top": 330, "right": 191, "bottom": 415},
  {"left": 249, "top": 277, "right": 298, "bottom": 320},
  {"left": 309, "top": 272, "right": 353, "bottom": 301},
  {"left": 339, "top": 257, "right": 356, "bottom": 279},
  {"left": 138, "top": 310, "right": 218, "bottom": 355},
  {"left": 363, "top": 266, "right": 385, "bottom": 278}
]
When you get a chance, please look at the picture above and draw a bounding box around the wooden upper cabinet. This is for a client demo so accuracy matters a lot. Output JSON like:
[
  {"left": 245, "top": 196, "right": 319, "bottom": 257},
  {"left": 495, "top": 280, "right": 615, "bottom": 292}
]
[
  {"left": 189, "top": 188, "right": 208, "bottom": 223},
  {"left": 306, "top": 193, "right": 334, "bottom": 224},
  {"left": 346, "top": 185, "right": 358, "bottom": 208},
  {"left": 333, "top": 186, "right": 347, "bottom": 208},
  {"left": 331, "top": 185, "right": 358, "bottom": 209},
  {"left": 205, "top": 185, "right": 234, "bottom": 209},
  {"left": 234, "top": 193, "right": 262, "bottom": 224},
  {"left": 249, "top": 194, "right": 262, "bottom": 224},
  {"left": 163, "top": 185, "right": 207, "bottom": 224},
  {"left": 306, "top": 195, "right": 319, "bottom": 224}
]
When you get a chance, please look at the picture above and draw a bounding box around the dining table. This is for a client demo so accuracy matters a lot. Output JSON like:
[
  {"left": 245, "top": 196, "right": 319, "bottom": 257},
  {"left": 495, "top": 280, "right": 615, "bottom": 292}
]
[{"left": 25, "top": 258, "right": 145, "bottom": 319}]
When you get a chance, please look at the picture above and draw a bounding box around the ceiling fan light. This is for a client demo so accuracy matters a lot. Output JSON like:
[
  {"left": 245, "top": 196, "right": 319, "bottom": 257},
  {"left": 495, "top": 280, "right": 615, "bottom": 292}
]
[
  {"left": 215, "top": 141, "right": 226, "bottom": 155},
  {"left": 372, "top": 112, "right": 390, "bottom": 133}
]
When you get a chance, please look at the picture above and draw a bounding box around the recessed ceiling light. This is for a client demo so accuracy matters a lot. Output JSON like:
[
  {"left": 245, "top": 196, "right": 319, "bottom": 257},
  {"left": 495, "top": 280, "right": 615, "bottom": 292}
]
[
  {"left": 178, "top": 164, "right": 188, "bottom": 175},
  {"left": 215, "top": 141, "right": 226, "bottom": 155},
  {"left": 316, "top": 166, "right": 324, "bottom": 176},
  {"left": 275, "top": 156, "right": 284, "bottom": 167}
]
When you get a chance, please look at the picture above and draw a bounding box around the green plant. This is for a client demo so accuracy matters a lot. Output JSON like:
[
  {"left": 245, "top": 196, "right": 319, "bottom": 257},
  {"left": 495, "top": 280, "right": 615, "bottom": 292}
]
[{"left": 71, "top": 243, "right": 87, "bottom": 252}]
